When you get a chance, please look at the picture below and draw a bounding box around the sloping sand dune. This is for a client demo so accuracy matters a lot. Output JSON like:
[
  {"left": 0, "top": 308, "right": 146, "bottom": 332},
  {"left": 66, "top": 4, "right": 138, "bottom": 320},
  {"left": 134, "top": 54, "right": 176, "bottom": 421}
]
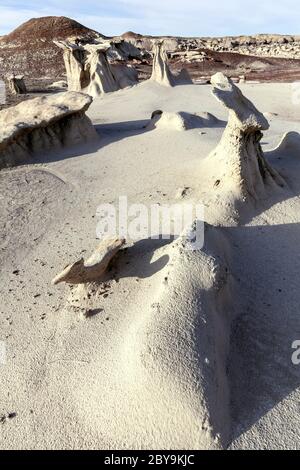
[{"left": 1, "top": 80, "right": 300, "bottom": 449}]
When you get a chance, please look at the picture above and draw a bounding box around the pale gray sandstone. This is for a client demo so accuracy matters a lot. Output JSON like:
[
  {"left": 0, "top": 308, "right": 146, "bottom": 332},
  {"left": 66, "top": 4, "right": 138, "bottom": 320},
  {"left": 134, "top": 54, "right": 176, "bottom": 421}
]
[
  {"left": 52, "top": 238, "right": 126, "bottom": 285},
  {"left": 54, "top": 40, "right": 138, "bottom": 97},
  {"left": 0, "top": 91, "right": 98, "bottom": 169},
  {"left": 150, "top": 41, "right": 193, "bottom": 86},
  {"left": 208, "top": 72, "right": 286, "bottom": 206},
  {"left": 150, "top": 41, "right": 175, "bottom": 86}
]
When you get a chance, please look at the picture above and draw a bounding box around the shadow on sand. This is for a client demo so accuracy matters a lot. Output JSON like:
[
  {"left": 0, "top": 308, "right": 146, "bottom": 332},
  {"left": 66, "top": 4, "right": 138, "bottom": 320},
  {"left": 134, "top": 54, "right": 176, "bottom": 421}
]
[
  {"left": 109, "top": 236, "right": 173, "bottom": 281},
  {"left": 225, "top": 221, "right": 300, "bottom": 446},
  {"left": 31, "top": 113, "right": 226, "bottom": 165}
]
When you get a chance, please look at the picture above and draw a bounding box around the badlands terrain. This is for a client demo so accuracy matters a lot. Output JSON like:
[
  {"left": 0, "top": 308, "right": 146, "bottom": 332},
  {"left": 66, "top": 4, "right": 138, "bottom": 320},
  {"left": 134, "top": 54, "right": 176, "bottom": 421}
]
[
  {"left": 2, "top": 15, "right": 300, "bottom": 106},
  {"left": 1, "top": 16, "right": 300, "bottom": 451}
]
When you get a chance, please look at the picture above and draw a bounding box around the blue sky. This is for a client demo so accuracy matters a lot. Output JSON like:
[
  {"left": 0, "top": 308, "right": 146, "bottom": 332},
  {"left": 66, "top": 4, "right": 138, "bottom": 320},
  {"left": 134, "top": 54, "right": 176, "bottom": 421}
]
[{"left": 0, "top": 0, "right": 299, "bottom": 37}]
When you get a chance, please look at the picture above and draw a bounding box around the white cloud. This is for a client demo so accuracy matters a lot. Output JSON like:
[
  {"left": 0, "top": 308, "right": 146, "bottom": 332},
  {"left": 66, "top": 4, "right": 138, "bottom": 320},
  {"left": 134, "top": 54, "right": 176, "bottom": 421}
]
[{"left": 0, "top": 0, "right": 299, "bottom": 37}]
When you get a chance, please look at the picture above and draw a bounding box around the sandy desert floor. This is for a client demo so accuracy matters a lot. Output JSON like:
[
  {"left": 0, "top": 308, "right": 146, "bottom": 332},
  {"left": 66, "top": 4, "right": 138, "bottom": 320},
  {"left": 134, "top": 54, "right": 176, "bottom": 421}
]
[{"left": 1, "top": 81, "right": 300, "bottom": 449}]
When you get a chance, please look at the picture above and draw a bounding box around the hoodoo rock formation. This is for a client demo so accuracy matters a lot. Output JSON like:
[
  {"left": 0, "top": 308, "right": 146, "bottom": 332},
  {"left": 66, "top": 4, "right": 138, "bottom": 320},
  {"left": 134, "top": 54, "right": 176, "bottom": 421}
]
[
  {"left": 150, "top": 41, "right": 175, "bottom": 86},
  {"left": 7, "top": 75, "right": 27, "bottom": 95},
  {"left": 208, "top": 73, "right": 285, "bottom": 205},
  {"left": 54, "top": 40, "right": 138, "bottom": 97},
  {"left": 52, "top": 238, "right": 125, "bottom": 285},
  {"left": 0, "top": 92, "right": 98, "bottom": 169}
]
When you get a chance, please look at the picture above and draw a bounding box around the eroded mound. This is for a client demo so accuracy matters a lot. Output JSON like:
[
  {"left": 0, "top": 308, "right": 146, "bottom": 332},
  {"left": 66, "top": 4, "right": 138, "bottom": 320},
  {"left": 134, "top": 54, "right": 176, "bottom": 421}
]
[
  {"left": 147, "top": 110, "right": 220, "bottom": 131},
  {"left": 55, "top": 225, "right": 235, "bottom": 449},
  {"left": 118, "top": 227, "right": 235, "bottom": 448},
  {"left": 266, "top": 131, "right": 300, "bottom": 159}
]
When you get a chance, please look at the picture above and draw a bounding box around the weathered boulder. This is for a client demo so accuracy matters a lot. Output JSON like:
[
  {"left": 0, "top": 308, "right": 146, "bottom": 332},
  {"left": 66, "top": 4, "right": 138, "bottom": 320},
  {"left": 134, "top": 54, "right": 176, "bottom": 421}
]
[{"left": 0, "top": 91, "right": 98, "bottom": 169}]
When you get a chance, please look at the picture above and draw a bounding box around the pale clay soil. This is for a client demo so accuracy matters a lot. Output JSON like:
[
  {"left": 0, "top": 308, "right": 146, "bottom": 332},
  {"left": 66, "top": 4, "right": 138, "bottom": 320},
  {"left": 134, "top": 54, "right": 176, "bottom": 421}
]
[{"left": 1, "top": 81, "right": 300, "bottom": 449}]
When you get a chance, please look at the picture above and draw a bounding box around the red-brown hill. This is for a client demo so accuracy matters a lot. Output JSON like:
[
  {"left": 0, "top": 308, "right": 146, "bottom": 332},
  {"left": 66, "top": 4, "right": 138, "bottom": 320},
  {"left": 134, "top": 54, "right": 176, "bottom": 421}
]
[{"left": 0, "top": 16, "right": 105, "bottom": 78}]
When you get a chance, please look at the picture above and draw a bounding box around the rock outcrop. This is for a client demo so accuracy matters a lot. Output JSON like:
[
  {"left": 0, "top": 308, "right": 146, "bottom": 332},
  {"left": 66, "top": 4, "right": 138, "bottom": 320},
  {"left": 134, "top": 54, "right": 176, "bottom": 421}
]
[
  {"left": 52, "top": 238, "right": 125, "bottom": 285},
  {"left": 54, "top": 40, "right": 138, "bottom": 97},
  {"left": 150, "top": 42, "right": 175, "bottom": 86},
  {"left": 2, "top": 17, "right": 300, "bottom": 83},
  {"left": 120, "top": 32, "right": 300, "bottom": 61},
  {"left": 208, "top": 73, "right": 285, "bottom": 203},
  {"left": 0, "top": 92, "right": 98, "bottom": 169},
  {"left": 202, "top": 34, "right": 300, "bottom": 60},
  {"left": 107, "top": 40, "right": 147, "bottom": 62},
  {"left": 7, "top": 75, "right": 27, "bottom": 94}
]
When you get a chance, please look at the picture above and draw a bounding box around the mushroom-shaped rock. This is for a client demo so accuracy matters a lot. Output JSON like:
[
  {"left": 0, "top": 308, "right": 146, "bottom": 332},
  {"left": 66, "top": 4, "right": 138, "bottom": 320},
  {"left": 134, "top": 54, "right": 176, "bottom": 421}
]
[
  {"left": 209, "top": 73, "right": 285, "bottom": 201},
  {"left": 54, "top": 40, "right": 93, "bottom": 92},
  {"left": 52, "top": 238, "right": 126, "bottom": 285},
  {"left": 84, "top": 44, "right": 119, "bottom": 96},
  {"left": 0, "top": 92, "right": 98, "bottom": 169},
  {"left": 8, "top": 75, "right": 27, "bottom": 95},
  {"left": 150, "top": 42, "right": 175, "bottom": 87}
]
